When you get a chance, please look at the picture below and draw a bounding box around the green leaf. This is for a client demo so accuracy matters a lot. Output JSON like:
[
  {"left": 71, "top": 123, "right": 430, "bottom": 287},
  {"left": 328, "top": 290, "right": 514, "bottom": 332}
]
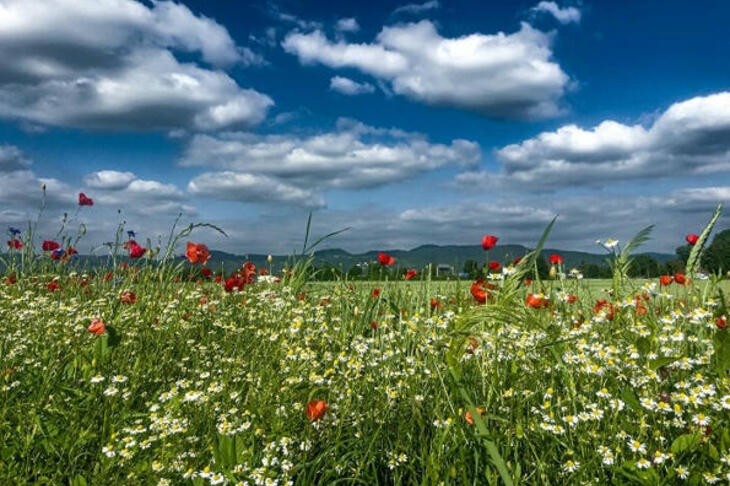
[
  {"left": 620, "top": 388, "right": 641, "bottom": 412},
  {"left": 687, "top": 204, "right": 722, "bottom": 277},
  {"left": 649, "top": 356, "right": 680, "bottom": 370},
  {"left": 671, "top": 433, "right": 701, "bottom": 455},
  {"left": 712, "top": 329, "right": 730, "bottom": 374}
]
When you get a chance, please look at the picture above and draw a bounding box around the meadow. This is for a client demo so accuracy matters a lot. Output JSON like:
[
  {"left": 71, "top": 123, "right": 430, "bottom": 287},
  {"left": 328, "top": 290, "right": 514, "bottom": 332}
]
[{"left": 2, "top": 210, "right": 730, "bottom": 485}]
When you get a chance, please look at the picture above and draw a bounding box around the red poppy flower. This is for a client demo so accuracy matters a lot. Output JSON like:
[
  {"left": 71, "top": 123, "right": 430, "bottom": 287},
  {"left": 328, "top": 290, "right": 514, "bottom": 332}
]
[
  {"left": 481, "top": 235, "right": 498, "bottom": 250},
  {"left": 51, "top": 249, "right": 65, "bottom": 260},
  {"left": 567, "top": 295, "right": 578, "bottom": 304},
  {"left": 87, "top": 318, "right": 106, "bottom": 335},
  {"left": 673, "top": 273, "right": 687, "bottom": 285},
  {"left": 525, "top": 293, "right": 549, "bottom": 308},
  {"left": 470, "top": 279, "right": 488, "bottom": 304},
  {"left": 717, "top": 316, "right": 727, "bottom": 329},
  {"left": 593, "top": 299, "right": 614, "bottom": 320},
  {"left": 224, "top": 277, "right": 237, "bottom": 292},
  {"left": 259, "top": 268, "right": 269, "bottom": 276},
  {"left": 47, "top": 281, "right": 60, "bottom": 292},
  {"left": 524, "top": 278, "right": 532, "bottom": 286},
  {"left": 214, "top": 275, "right": 222, "bottom": 283},
  {"left": 185, "top": 242, "right": 210, "bottom": 265},
  {"left": 123, "top": 239, "right": 138, "bottom": 250},
  {"left": 7, "top": 239, "right": 23, "bottom": 249},
  {"left": 241, "top": 262, "right": 257, "bottom": 283},
  {"left": 78, "top": 193, "right": 94, "bottom": 206},
  {"left": 659, "top": 275, "right": 673, "bottom": 286},
  {"left": 129, "top": 244, "right": 146, "bottom": 259},
  {"left": 513, "top": 257, "right": 522, "bottom": 264},
  {"left": 66, "top": 247, "right": 78, "bottom": 256},
  {"left": 430, "top": 298, "right": 442, "bottom": 310},
  {"left": 370, "top": 320, "right": 378, "bottom": 330},
  {"left": 548, "top": 254, "right": 564, "bottom": 265},
  {"left": 685, "top": 234, "right": 699, "bottom": 246},
  {"left": 377, "top": 252, "right": 395, "bottom": 266},
  {"left": 306, "top": 400, "right": 328, "bottom": 422},
  {"left": 201, "top": 267, "right": 212, "bottom": 278},
  {"left": 42, "top": 240, "right": 60, "bottom": 252},
  {"left": 5, "top": 274, "right": 17, "bottom": 285},
  {"left": 404, "top": 269, "right": 417, "bottom": 280},
  {"left": 120, "top": 290, "right": 137, "bottom": 304},
  {"left": 465, "top": 407, "right": 485, "bottom": 425},
  {"left": 488, "top": 261, "right": 501, "bottom": 271},
  {"left": 371, "top": 288, "right": 381, "bottom": 298}
]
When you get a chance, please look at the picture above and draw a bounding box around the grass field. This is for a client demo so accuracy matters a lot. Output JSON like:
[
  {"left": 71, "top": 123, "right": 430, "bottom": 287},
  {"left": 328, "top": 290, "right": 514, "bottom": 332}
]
[{"left": 2, "top": 250, "right": 730, "bottom": 485}]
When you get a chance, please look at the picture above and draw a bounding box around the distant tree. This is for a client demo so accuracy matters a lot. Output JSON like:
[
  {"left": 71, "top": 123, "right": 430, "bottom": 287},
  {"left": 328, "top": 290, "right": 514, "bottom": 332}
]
[
  {"left": 702, "top": 229, "right": 730, "bottom": 273},
  {"left": 348, "top": 265, "right": 363, "bottom": 279},
  {"left": 628, "top": 255, "right": 660, "bottom": 278},
  {"left": 463, "top": 259, "right": 479, "bottom": 279},
  {"left": 675, "top": 244, "right": 691, "bottom": 264}
]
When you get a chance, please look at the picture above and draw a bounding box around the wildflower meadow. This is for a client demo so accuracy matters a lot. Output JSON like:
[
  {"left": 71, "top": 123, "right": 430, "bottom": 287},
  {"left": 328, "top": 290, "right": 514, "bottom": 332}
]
[{"left": 1, "top": 196, "right": 730, "bottom": 486}]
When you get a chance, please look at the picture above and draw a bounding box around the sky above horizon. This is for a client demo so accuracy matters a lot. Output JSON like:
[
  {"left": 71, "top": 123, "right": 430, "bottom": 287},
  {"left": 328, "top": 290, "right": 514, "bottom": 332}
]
[{"left": 0, "top": 0, "right": 729, "bottom": 255}]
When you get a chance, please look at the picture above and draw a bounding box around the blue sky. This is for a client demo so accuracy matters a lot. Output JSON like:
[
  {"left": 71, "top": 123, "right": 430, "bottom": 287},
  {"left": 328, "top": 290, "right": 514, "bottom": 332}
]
[{"left": 0, "top": 0, "right": 728, "bottom": 254}]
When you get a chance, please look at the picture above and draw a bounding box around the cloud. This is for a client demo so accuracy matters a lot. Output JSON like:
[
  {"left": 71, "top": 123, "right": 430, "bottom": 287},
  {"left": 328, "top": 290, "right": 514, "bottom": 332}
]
[
  {"left": 0, "top": 0, "right": 272, "bottom": 131},
  {"left": 391, "top": 1, "right": 440, "bottom": 16},
  {"left": 335, "top": 18, "right": 360, "bottom": 33},
  {"left": 188, "top": 172, "right": 325, "bottom": 207},
  {"left": 83, "top": 170, "right": 136, "bottom": 190},
  {"left": 282, "top": 21, "right": 568, "bottom": 119},
  {"left": 531, "top": 1, "right": 581, "bottom": 24},
  {"left": 457, "top": 92, "right": 730, "bottom": 190},
  {"left": 0, "top": 144, "right": 31, "bottom": 171},
  {"left": 329, "top": 76, "right": 375, "bottom": 95},
  {"left": 178, "top": 118, "right": 481, "bottom": 204}
]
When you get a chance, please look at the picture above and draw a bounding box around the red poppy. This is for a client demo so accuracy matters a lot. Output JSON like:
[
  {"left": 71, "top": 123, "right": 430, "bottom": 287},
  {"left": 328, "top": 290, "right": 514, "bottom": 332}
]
[
  {"left": 674, "top": 273, "right": 687, "bottom": 285},
  {"left": 5, "top": 274, "right": 17, "bottom": 285},
  {"left": 404, "top": 269, "right": 418, "bottom": 280},
  {"left": 306, "top": 400, "right": 328, "bottom": 422},
  {"left": 42, "top": 240, "right": 60, "bottom": 252},
  {"left": 377, "top": 252, "right": 395, "bottom": 266},
  {"left": 185, "top": 242, "right": 210, "bottom": 265},
  {"left": 430, "top": 298, "right": 442, "bottom": 310},
  {"left": 481, "top": 235, "right": 498, "bottom": 250},
  {"left": 525, "top": 293, "right": 549, "bottom": 308},
  {"left": 224, "top": 277, "right": 237, "bottom": 292},
  {"left": 66, "top": 247, "right": 78, "bottom": 256},
  {"left": 465, "top": 407, "right": 485, "bottom": 425},
  {"left": 717, "top": 316, "right": 727, "bottom": 329},
  {"left": 371, "top": 320, "right": 378, "bottom": 330},
  {"left": 548, "top": 254, "right": 564, "bottom": 265},
  {"left": 685, "top": 234, "right": 699, "bottom": 246},
  {"left": 123, "top": 240, "right": 138, "bottom": 250},
  {"left": 51, "top": 249, "right": 65, "bottom": 260},
  {"left": 593, "top": 299, "right": 614, "bottom": 320},
  {"left": 87, "top": 318, "right": 106, "bottom": 335},
  {"left": 659, "top": 275, "right": 674, "bottom": 286},
  {"left": 120, "top": 290, "right": 137, "bottom": 304},
  {"left": 371, "top": 288, "right": 381, "bottom": 298},
  {"left": 488, "top": 261, "right": 501, "bottom": 271},
  {"left": 47, "top": 281, "right": 60, "bottom": 292},
  {"left": 513, "top": 257, "right": 522, "bottom": 264},
  {"left": 567, "top": 294, "right": 578, "bottom": 304},
  {"left": 201, "top": 267, "right": 212, "bottom": 278},
  {"left": 78, "top": 193, "right": 94, "bottom": 206},
  {"left": 470, "top": 279, "right": 488, "bottom": 304},
  {"left": 129, "top": 244, "right": 145, "bottom": 259},
  {"left": 241, "top": 262, "right": 257, "bottom": 284},
  {"left": 7, "top": 239, "right": 23, "bottom": 249},
  {"left": 524, "top": 278, "right": 532, "bottom": 286},
  {"left": 259, "top": 268, "right": 269, "bottom": 276}
]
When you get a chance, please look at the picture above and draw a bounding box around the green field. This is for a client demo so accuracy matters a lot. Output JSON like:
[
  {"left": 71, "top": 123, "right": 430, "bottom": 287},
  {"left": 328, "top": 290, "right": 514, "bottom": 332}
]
[{"left": 2, "top": 257, "right": 730, "bottom": 485}]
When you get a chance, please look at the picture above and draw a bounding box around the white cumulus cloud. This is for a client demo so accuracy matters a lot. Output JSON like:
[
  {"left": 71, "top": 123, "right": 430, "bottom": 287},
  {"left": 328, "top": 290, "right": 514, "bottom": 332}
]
[
  {"left": 0, "top": 0, "right": 272, "bottom": 131},
  {"left": 282, "top": 20, "right": 569, "bottom": 119},
  {"left": 531, "top": 1, "right": 581, "bottom": 24},
  {"left": 329, "top": 76, "right": 375, "bottom": 95}
]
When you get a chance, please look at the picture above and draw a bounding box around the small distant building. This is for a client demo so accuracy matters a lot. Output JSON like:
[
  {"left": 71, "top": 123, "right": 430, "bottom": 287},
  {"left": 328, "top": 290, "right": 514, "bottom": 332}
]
[{"left": 435, "top": 264, "right": 454, "bottom": 276}]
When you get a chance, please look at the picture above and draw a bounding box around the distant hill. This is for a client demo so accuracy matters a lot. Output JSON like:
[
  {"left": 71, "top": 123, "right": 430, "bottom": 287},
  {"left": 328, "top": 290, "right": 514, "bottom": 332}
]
[
  {"left": 3, "top": 245, "right": 675, "bottom": 274},
  {"left": 199, "top": 244, "right": 676, "bottom": 273}
]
